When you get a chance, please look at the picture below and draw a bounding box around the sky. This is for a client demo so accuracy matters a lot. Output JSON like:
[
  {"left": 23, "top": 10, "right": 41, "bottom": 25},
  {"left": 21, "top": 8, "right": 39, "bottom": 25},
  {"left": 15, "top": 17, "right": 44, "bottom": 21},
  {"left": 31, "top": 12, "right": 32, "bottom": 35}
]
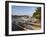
[{"left": 12, "top": 5, "right": 37, "bottom": 16}]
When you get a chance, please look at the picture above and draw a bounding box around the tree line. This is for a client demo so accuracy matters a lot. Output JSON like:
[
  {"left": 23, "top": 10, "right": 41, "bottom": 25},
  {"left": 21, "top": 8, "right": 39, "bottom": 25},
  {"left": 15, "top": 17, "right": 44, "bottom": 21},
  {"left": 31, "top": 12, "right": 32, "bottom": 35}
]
[{"left": 32, "top": 7, "right": 41, "bottom": 20}]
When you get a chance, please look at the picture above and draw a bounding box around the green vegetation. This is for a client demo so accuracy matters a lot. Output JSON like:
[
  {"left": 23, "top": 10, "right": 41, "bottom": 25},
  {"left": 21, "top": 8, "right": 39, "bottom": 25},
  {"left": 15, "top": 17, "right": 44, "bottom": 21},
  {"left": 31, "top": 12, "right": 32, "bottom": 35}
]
[{"left": 32, "top": 7, "right": 41, "bottom": 19}]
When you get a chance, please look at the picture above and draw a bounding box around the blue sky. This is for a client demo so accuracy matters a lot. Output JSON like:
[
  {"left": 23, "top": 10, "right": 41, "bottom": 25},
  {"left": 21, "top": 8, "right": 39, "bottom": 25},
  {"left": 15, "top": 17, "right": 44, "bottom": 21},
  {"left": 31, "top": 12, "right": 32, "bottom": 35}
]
[{"left": 12, "top": 6, "right": 37, "bottom": 16}]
